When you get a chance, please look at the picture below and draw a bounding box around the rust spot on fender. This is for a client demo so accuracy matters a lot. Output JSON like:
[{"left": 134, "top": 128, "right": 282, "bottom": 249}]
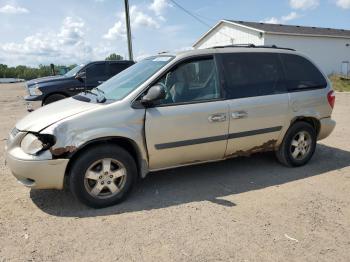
[
  {"left": 50, "top": 146, "right": 77, "bottom": 156},
  {"left": 227, "top": 139, "right": 277, "bottom": 158}
]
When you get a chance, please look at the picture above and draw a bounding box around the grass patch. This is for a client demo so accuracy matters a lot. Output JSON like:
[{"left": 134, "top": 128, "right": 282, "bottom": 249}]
[{"left": 329, "top": 74, "right": 350, "bottom": 92}]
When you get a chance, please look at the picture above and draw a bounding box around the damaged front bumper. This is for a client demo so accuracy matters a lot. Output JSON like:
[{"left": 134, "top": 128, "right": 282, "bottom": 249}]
[
  {"left": 5, "top": 131, "right": 68, "bottom": 190},
  {"left": 5, "top": 152, "right": 68, "bottom": 189}
]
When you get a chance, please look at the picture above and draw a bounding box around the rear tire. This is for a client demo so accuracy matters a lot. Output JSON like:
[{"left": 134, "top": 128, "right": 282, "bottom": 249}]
[
  {"left": 276, "top": 121, "right": 316, "bottom": 167},
  {"left": 43, "top": 94, "right": 67, "bottom": 105},
  {"left": 69, "top": 145, "right": 137, "bottom": 208}
]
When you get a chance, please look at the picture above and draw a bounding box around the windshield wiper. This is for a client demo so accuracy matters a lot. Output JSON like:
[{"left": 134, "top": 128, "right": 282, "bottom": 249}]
[
  {"left": 91, "top": 87, "right": 106, "bottom": 103},
  {"left": 83, "top": 89, "right": 98, "bottom": 97},
  {"left": 93, "top": 87, "right": 105, "bottom": 95}
]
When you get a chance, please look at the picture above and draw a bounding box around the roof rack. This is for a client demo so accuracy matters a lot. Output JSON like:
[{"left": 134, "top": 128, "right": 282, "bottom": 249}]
[{"left": 210, "top": 44, "right": 295, "bottom": 51}]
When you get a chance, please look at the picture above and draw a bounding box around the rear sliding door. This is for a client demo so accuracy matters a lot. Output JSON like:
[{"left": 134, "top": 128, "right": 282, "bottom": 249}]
[{"left": 219, "top": 52, "right": 289, "bottom": 157}]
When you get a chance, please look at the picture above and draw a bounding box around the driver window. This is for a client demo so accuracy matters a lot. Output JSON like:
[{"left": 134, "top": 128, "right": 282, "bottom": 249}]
[{"left": 156, "top": 57, "right": 220, "bottom": 105}]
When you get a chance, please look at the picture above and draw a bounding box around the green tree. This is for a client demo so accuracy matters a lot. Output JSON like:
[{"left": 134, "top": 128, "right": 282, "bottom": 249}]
[
  {"left": 68, "top": 64, "right": 78, "bottom": 70},
  {"left": 0, "top": 63, "right": 80, "bottom": 80},
  {"left": 0, "top": 64, "right": 8, "bottom": 78},
  {"left": 105, "top": 53, "right": 123, "bottom": 61}
]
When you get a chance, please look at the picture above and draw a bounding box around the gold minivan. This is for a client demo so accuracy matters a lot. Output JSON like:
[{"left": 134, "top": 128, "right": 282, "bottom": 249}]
[{"left": 5, "top": 46, "right": 336, "bottom": 208}]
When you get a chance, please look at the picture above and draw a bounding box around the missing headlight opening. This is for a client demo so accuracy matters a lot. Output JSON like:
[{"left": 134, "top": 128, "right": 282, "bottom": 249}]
[{"left": 36, "top": 134, "right": 55, "bottom": 149}]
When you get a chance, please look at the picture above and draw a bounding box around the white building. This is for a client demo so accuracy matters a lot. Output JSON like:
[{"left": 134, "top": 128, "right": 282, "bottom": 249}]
[{"left": 193, "top": 20, "right": 350, "bottom": 75}]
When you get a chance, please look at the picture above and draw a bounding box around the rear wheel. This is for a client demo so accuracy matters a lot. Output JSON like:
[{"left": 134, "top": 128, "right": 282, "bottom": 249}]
[
  {"left": 43, "top": 94, "right": 67, "bottom": 105},
  {"left": 276, "top": 122, "right": 316, "bottom": 167},
  {"left": 69, "top": 145, "right": 137, "bottom": 208}
]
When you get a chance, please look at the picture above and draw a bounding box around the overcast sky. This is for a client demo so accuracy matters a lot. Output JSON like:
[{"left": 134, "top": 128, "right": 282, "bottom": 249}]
[{"left": 0, "top": 0, "right": 349, "bottom": 66}]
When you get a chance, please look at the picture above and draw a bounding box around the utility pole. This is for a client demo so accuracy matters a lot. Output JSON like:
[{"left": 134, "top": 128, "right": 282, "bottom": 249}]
[{"left": 124, "top": 0, "right": 133, "bottom": 61}]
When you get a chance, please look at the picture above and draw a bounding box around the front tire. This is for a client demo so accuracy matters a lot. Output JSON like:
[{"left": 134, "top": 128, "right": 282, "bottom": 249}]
[
  {"left": 276, "top": 122, "right": 317, "bottom": 167},
  {"left": 43, "top": 94, "right": 67, "bottom": 105},
  {"left": 69, "top": 145, "right": 137, "bottom": 208}
]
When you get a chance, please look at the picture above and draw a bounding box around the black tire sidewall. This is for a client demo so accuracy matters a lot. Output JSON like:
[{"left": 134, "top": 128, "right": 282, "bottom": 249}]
[
  {"left": 283, "top": 122, "right": 317, "bottom": 167},
  {"left": 69, "top": 145, "right": 137, "bottom": 208},
  {"left": 43, "top": 94, "right": 66, "bottom": 105}
]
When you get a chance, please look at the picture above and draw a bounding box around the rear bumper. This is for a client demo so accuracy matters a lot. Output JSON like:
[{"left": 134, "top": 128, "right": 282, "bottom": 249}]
[
  {"left": 5, "top": 148, "right": 68, "bottom": 190},
  {"left": 318, "top": 117, "right": 336, "bottom": 140}
]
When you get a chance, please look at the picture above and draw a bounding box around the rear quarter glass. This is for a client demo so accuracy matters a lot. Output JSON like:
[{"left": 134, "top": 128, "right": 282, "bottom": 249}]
[{"left": 280, "top": 54, "right": 327, "bottom": 92}]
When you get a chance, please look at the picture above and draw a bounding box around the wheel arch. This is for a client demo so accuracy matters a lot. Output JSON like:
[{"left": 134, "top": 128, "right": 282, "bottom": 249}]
[
  {"left": 276, "top": 116, "right": 321, "bottom": 150},
  {"left": 64, "top": 136, "right": 146, "bottom": 187},
  {"left": 290, "top": 116, "right": 321, "bottom": 136}
]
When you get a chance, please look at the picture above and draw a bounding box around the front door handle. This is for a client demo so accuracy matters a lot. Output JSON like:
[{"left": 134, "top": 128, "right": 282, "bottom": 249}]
[
  {"left": 231, "top": 111, "right": 248, "bottom": 119},
  {"left": 98, "top": 80, "right": 105, "bottom": 84},
  {"left": 208, "top": 113, "right": 227, "bottom": 123}
]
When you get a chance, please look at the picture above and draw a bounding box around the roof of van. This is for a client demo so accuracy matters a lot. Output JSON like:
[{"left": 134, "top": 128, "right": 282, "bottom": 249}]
[
  {"left": 91, "top": 60, "right": 134, "bottom": 63},
  {"left": 172, "top": 45, "right": 297, "bottom": 58}
]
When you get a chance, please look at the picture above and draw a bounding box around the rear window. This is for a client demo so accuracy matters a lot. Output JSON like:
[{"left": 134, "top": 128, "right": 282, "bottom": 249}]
[
  {"left": 221, "top": 53, "right": 286, "bottom": 99},
  {"left": 281, "top": 54, "right": 327, "bottom": 91}
]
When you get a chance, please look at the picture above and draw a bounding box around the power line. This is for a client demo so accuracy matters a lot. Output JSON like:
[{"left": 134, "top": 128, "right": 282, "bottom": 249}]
[
  {"left": 168, "top": 0, "right": 212, "bottom": 28},
  {"left": 192, "top": 12, "right": 218, "bottom": 23},
  {"left": 168, "top": 0, "right": 234, "bottom": 43}
]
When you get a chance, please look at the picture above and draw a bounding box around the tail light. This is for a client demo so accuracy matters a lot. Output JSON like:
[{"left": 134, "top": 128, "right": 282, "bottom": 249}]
[{"left": 327, "top": 90, "right": 335, "bottom": 109}]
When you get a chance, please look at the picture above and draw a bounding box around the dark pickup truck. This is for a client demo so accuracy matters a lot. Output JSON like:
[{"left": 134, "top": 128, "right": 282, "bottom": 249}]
[{"left": 25, "top": 60, "right": 134, "bottom": 110}]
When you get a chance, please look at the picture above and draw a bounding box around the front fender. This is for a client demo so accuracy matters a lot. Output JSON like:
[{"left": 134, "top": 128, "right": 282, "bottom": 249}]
[{"left": 40, "top": 103, "right": 148, "bottom": 174}]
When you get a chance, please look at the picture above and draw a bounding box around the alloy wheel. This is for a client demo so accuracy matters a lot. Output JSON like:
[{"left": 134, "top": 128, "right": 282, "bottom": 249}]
[
  {"left": 290, "top": 131, "right": 312, "bottom": 160},
  {"left": 83, "top": 158, "right": 127, "bottom": 199}
]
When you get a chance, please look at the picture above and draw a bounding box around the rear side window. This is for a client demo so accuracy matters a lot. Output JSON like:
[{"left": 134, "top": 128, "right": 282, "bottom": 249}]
[
  {"left": 109, "top": 63, "right": 130, "bottom": 77},
  {"left": 221, "top": 53, "right": 286, "bottom": 99},
  {"left": 281, "top": 54, "right": 327, "bottom": 91}
]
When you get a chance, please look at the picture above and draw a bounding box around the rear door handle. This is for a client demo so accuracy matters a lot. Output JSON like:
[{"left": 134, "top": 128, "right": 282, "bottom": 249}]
[
  {"left": 208, "top": 113, "right": 227, "bottom": 123},
  {"left": 231, "top": 111, "right": 248, "bottom": 119},
  {"left": 98, "top": 80, "right": 105, "bottom": 84}
]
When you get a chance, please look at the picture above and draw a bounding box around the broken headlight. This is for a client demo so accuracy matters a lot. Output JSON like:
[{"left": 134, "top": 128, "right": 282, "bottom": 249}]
[{"left": 21, "top": 133, "right": 55, "bottom": 155}]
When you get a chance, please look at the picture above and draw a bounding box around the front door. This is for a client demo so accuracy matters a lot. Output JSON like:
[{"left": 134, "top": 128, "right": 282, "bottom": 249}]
[
  {"left": 218, "top": 52, "right": 289, "bottom": 157},
  {"left": 145, "top": 56, "right": 229, "bottom": 170}
]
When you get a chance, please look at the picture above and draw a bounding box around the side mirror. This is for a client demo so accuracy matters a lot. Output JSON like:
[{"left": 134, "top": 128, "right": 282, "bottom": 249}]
[
  {"left": 75, "top": 71, "right": 86, "bottom": 82},
  {"left": 141, "top": 85, "right": 166, "bottom": 106}
]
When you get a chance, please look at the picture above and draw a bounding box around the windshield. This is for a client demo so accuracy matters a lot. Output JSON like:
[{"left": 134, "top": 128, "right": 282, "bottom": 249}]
[
  {"left": 65, "top": 64, "right": 85, "bottom": 77},
  {"left": 96, "top": 56, "right": 174, "bottom": 101}
]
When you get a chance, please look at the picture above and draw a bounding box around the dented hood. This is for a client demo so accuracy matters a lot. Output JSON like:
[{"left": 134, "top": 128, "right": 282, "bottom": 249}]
[{"left": 16, "top": 97, "right": 100, "bottom": 132}]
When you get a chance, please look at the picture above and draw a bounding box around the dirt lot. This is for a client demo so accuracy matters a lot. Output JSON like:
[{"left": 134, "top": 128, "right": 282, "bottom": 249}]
[{"left": 0, "top": 83, "right": 349, "bottom": 262}]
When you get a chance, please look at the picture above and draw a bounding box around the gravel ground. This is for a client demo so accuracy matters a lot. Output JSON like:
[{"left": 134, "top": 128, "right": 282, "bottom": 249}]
[{"left": 0, "top": 83, "right": 349, "bottom": 262}]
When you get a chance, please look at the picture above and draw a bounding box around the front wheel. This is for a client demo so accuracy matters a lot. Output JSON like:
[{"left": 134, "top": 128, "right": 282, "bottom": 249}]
[
  {"left": 43, "top": 94, "right": 67, "bottom": 105},
  {"left": 276, "top": 122, "right": 317, "bottom": 167},
  {"left": 69, "top": 145, "right": 137, "bottom": 208}
]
